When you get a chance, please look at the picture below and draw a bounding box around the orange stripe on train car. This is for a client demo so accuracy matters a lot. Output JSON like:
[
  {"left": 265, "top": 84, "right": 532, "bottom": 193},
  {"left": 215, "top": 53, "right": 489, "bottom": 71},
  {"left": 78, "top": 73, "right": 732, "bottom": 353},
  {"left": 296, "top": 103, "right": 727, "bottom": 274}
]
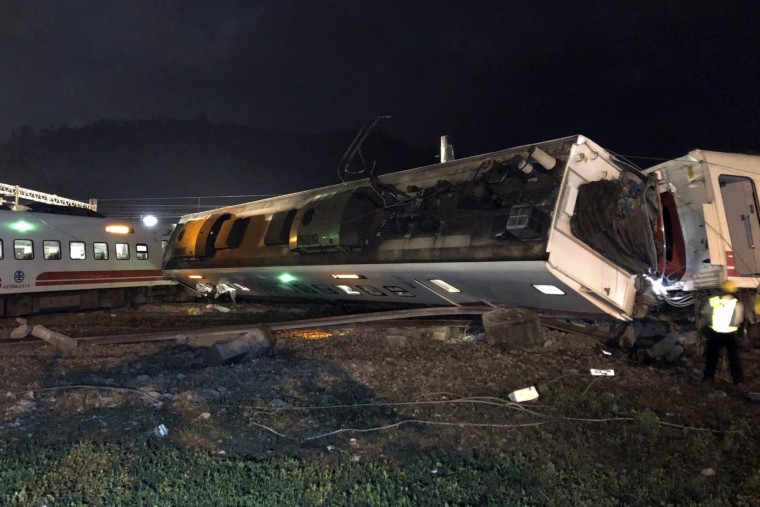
[
  {"left": 35, "top": 270, "right": 164, "bottom": 286},
  {"left": 36, "top": 277, "right": 164, "bottom": 286}
]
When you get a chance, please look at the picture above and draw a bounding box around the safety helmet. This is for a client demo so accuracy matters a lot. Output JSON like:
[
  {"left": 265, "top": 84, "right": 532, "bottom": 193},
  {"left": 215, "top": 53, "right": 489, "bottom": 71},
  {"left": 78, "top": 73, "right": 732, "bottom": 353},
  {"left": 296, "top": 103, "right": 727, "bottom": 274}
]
[{"left": 721, "top": 279, "right": 738, "bottom": 293}]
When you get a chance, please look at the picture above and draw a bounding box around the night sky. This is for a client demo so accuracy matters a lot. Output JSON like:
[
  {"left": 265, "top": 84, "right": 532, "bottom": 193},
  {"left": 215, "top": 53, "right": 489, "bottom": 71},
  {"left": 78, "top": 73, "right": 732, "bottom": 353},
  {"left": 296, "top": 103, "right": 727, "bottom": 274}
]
[{"left": 2, "top": 0, "right": 760, "bottom": 162}]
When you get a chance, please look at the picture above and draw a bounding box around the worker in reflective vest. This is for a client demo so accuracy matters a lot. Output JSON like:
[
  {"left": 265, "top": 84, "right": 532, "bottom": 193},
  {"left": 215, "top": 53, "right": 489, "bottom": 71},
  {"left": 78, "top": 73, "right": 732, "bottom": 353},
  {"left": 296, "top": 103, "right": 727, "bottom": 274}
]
[{"left": 702, "top": 280, "right": 745, "bottom": 386}]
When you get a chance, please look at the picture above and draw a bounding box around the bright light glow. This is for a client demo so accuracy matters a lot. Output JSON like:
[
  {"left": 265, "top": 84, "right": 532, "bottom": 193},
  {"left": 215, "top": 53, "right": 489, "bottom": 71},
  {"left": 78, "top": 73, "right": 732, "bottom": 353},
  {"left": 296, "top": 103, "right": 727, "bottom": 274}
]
[
  {"left": 336, "top": 285, "right": 361, "bottom": 295},
  {"left": 9, "top": 220, "right": 35, "bottom": 232},
  {"left": 292, "top": 330, "right": 332, "bottom": 340},
  {"left": 278, "top": 273, "right": 297, "bottom": 283},
  {"left": 105, "top": 225, "right": 131, "bottom": 234},
  {"left": 429, "top": 279, "right": 461, "bottom": 293},
  {"left": 645, "top": 275, "right": 668, "bottom": 296},
  {"left": 188, "top": 275, "right": 204, "bottom": 279},
  {"left": 331, "top": 274, "right": 363, "bottom": 279},
  {"left": 532, "top": 284, "right": 565, "bottom": 295},
  {"left": 142, "top": 215, "right": 158, "bottom": 227}
]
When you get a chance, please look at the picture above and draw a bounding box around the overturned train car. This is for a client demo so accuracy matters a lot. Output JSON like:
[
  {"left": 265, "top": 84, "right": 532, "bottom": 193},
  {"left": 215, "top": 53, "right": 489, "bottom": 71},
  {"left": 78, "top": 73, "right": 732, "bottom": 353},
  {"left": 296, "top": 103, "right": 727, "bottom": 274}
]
[{"left": 165, "top": 135, "right": 687, "bottom": 320}]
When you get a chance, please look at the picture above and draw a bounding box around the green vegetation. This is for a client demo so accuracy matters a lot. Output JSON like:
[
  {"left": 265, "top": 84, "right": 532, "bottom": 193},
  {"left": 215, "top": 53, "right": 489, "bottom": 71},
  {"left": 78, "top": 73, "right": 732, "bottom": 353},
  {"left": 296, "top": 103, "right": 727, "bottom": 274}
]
[{"left": 2, "top": 422, "right": 759, "bottom": 507}]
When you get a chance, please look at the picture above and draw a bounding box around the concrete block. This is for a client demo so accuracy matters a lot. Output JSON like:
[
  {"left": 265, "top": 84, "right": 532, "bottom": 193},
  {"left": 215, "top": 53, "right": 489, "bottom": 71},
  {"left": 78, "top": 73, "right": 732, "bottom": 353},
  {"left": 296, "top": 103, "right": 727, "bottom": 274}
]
[
  {"left": 30, "top": 325, "right": 78, "bottom": 354},
  {"left": 10, "top": 324, "right": 32, "bottom": 339},
  {"left": 482, "top": 308, "right": 544, "bottom": 350},
  {"left": 205, "top": 326, "right": 274, "bottom": 367},
  {"left": 385, "top": 334, "right": 409, "bottom": 347}
]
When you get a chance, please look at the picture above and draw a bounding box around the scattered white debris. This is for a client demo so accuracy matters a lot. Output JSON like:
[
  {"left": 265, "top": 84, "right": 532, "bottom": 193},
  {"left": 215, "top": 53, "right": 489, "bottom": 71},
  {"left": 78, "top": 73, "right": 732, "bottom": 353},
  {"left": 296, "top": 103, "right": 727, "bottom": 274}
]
[
  {"left": 153, "top": 424, "right": 169, "bottom": 437},
  {"left": 198, "top": 412, "right": 211, "bottom": 420},
  {"left": 701, "top": 468, "right": 716, "bottom": 477},
  {"left": 590, "top": 369, "right": 615, "bottom": 376},
  {"left": 602, "top": 350, "right": 612, "bottom": 356},
  {"left": 508, "top": 386, "right": 540, "bottom": 402}
]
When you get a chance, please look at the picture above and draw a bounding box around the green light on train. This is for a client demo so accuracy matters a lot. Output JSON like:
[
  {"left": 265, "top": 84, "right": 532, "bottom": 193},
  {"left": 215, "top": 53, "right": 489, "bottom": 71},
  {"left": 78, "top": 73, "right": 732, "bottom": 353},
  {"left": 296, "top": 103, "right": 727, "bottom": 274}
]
[
  {"left": 9, "top": 220, "right": 35, "bottom": 232},
  {"left": 278, "top": 273, "right": 297, "bottom": 283}
]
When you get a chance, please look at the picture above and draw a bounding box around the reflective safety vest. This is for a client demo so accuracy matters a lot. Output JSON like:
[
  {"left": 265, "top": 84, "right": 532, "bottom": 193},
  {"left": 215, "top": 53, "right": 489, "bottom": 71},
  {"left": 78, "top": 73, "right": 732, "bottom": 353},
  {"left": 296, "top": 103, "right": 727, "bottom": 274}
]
[{"left": 709, "top": 296, "right": 739, "bottom": 333}]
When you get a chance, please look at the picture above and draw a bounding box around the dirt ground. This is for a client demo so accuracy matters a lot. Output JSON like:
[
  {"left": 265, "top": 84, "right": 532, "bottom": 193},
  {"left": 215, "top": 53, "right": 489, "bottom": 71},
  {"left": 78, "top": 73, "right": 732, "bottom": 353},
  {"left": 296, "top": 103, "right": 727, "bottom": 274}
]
[{"left": 2, "top": 302, "right": 760, "bottom": 504}]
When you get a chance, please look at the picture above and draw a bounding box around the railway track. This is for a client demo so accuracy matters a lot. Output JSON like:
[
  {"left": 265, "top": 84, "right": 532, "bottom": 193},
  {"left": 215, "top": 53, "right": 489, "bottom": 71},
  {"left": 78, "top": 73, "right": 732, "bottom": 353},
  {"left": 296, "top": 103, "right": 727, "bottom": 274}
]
[{"left": 0, "top": 306, "right": 490, "bottom": 349}]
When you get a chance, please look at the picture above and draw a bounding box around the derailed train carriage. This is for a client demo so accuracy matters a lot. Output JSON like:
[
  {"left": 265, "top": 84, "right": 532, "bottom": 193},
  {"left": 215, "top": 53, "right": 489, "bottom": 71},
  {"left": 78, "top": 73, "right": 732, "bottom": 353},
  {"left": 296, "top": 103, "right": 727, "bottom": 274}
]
[{"left": 162, "top": 135, "right": 760, "bottom": 322}]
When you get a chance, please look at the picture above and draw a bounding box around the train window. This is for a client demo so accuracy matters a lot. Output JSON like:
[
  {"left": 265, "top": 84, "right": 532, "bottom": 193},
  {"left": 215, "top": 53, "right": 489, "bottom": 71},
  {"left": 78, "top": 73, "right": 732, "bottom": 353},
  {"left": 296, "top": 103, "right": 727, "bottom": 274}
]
[
  {"left": 313, "top": 284, "right": 338, "bottom": 294},
  {"left": 43, "top": 241, "right": 62, "bottom": 260},
  {"left": 115, "top": 243, "right": 129, "bottom": 260},
  {"left": 258, "top": 282, "right": 278, "bottom": 292},
  {"left": 383, "top": 285, "right": 415, "bottom": 297},
  {"left": 357, "top": 285, "right": 386, "bottom": 296},
  {"left": 69, "top": 241, "right": 86, "bottom": 260},
  {"left": 265, "top": 210, "right": 297, "bottom": 246},
  {"left": 136, "top": 244, "right": 149, "bottom": 260},
  {"left": 14, "top": 239, "right": 33, "bottom": 260},
  {"left": 293, "top": 283, "right": 318, "bottom": 293},
  {"left": 225, "top": 217, "right": 251, "bottom": 249},
  {"left": 93, "top": 242, "right": 109, "bottom": 260},
  {"left": 336, "top": 285, "right": 361, "bottom": 295}
]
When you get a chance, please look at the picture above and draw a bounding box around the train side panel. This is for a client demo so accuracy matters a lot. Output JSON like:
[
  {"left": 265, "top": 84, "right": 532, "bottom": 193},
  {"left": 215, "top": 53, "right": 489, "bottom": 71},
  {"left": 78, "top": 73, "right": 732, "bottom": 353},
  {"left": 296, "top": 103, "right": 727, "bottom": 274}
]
[{"left": 0, "top": 211, "right": 171, "bottom": 316}]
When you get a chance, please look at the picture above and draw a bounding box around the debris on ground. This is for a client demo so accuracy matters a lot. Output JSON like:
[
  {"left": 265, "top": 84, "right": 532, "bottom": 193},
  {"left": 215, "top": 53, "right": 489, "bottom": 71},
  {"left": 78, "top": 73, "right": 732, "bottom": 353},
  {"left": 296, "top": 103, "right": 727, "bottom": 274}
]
[
  {"left": 9, "top": 324, "right": 32, "bottom": 339},
  {"left": 30, "top": 325, "right": 78, "bottom": 353},
  {"left": 205, "top": 326, "right": 275, "bottom": 366},
  {"left": 507, "top": 386, "right": 539, "bottom": 402},
  {"left": 153, "top": 424, "right": 169, "bottom": 438}
]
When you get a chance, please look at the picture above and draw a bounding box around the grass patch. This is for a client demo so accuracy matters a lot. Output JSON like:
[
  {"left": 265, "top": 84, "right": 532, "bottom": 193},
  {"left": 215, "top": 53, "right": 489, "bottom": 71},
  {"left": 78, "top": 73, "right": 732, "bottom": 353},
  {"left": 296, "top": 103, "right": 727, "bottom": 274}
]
[{"left": 2, "top": 434, "right": 760, "bottom": 507}]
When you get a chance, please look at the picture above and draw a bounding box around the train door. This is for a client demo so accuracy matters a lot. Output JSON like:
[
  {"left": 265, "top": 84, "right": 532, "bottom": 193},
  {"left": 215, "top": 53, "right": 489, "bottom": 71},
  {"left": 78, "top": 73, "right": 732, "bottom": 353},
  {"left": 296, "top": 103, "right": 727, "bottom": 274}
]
[{"left": 719, "top": 175, "right": 760, "bottom": 274}]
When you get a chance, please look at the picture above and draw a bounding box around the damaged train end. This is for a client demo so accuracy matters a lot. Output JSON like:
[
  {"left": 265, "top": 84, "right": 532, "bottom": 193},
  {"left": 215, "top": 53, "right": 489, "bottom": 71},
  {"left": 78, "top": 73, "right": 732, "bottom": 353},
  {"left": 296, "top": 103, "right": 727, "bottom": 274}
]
[
  {"left": 162, "top": 135, "right": 670, "bottom": 321},
  {"left": 642, "top": 150, "right": 760, "bottom": 319}
]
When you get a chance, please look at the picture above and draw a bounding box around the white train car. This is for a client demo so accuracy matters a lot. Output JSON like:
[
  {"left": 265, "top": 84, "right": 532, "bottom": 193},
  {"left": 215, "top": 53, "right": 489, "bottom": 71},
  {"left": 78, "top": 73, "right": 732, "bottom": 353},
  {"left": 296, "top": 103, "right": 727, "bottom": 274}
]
[
  {"left": 162, "top": 135, "right": 656, "bottom": 320},
  {"left": 0, "top": 208, "right": 171, "bottom": 316},
  {"left": 162, "top": 134, "right": 760, "bottom": 322}
]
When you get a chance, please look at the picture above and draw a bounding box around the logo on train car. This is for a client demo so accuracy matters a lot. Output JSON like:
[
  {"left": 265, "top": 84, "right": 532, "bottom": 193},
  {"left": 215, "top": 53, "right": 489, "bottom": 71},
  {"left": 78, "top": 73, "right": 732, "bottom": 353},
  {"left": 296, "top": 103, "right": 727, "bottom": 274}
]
[{"left": 2, "top": 270, "right": 30, "bottom": 289}]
